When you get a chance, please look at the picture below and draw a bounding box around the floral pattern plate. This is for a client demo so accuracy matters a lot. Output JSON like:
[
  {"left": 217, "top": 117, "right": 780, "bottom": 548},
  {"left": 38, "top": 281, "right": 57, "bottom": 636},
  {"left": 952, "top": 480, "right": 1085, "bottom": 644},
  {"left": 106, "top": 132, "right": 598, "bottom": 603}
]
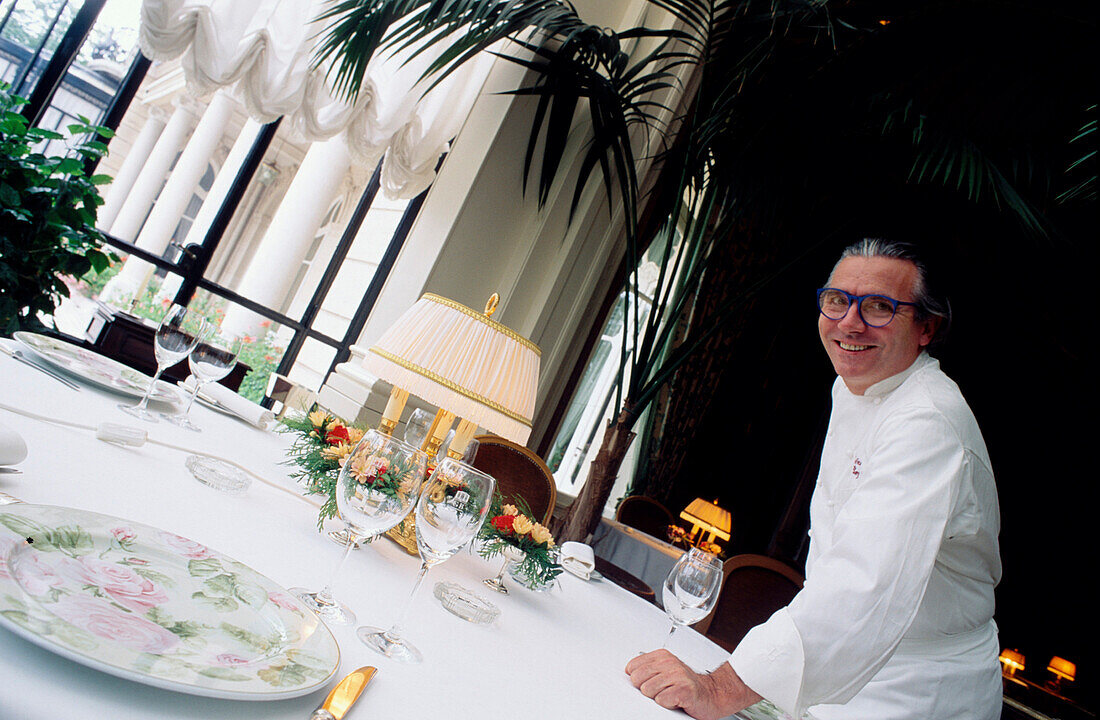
[
  {"left": 13, "top": 332, "right": 181, "bottom": 403},
  {"left": 0, "top": 504, "right": 339, "bottom": 700}
]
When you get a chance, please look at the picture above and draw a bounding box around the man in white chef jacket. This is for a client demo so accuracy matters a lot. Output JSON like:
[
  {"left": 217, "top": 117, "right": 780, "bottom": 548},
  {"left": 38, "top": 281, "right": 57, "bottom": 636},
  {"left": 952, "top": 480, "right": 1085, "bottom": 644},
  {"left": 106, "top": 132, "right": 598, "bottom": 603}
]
[{"left": 626, "top": 239, "right": 1002, "bottom": 720}]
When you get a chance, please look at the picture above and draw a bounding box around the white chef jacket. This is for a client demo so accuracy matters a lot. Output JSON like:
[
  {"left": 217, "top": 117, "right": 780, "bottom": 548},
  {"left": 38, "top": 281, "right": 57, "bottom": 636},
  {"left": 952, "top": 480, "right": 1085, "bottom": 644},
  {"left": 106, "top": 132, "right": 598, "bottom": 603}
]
[{"left": 729, "top": 353, "right": 1002, "bottom": 719}]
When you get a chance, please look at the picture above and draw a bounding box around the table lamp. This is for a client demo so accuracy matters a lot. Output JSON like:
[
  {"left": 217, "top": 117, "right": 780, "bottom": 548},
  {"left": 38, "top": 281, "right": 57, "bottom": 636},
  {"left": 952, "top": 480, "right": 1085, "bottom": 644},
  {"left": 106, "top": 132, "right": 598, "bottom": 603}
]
[
  {"left": 999, "top": 648, "right": 1025, "bottom": 677},
  {"left": 1046, "top": 656, "right": 1075, "bottom": 691},
  {"left": 361, "top": 292, "right": 540, "bottom": 550},
  {"left": 679, "top": 498, "right": 731, "bottom": 546}
]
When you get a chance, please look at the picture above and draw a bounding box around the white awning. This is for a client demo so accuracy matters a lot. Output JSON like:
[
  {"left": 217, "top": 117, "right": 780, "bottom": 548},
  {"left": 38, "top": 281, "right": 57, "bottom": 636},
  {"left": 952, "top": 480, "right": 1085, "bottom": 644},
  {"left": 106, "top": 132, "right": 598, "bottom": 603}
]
[{"left": 140, "top": 0, "right": 499, "bottom": 198}]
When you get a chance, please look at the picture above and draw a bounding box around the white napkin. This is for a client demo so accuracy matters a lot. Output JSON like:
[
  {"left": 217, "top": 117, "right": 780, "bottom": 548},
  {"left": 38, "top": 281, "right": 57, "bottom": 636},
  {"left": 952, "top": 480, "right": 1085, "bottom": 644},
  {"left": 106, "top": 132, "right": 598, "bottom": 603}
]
[
  {"left": 182, "top": 376, "right": 275, "bottom": 430},
  {"left": 560, "top": 541, "right": 596, "bottom": 579},
  {"left": 0, "top": 420, "right": 28, "bottom": 466}
]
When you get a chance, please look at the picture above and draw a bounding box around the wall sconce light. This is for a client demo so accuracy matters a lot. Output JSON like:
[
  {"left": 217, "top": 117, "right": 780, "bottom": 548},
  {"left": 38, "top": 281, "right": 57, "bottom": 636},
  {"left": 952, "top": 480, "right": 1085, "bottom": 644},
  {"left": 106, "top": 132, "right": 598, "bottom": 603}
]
[
  {"left": 1046, "top": 656, "right": 1076, "bottom": 691},
  {"left": 998, "top": 648, "right": 1025, "bottom": 676}
]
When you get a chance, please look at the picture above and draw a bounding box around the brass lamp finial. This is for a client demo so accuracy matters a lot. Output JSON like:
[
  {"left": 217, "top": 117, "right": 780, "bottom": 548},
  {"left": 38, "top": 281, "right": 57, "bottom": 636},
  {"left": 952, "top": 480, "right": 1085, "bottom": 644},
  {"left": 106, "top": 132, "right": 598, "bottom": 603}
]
[{"left": 484, "top": 293, "right": 500, "bottom": 318}]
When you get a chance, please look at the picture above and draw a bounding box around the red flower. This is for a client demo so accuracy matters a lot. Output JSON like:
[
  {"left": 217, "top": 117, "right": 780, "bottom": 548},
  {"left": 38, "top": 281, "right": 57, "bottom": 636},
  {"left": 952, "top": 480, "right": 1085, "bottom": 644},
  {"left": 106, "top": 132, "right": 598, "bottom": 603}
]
[
  {"left": 326, "top": 425, "right": 350, "bottom": 445},
  {"left": 491, "top": 515, "right": 515, "bottom": 533}
]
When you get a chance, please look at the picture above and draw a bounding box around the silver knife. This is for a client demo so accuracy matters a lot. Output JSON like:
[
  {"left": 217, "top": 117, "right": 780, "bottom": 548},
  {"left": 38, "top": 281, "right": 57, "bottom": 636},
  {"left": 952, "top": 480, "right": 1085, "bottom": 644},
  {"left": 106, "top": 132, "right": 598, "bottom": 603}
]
[{"left": 0, "top": 345, "right": 80, "bottom": 390}]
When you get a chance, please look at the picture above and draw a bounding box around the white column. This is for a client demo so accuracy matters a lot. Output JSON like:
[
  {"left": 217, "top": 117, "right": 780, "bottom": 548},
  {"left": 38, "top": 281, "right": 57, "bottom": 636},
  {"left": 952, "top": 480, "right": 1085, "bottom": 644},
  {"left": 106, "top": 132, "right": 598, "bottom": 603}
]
[
  {"left": 98, "top": 106, "right": 167, "bottom": 231},
  {"left": 157, "top": 117, "right": 264, "bottom": 300},
  {"left": 221, "top": 134, "right": 352, "bottom": 337},
  {"left": 100, "top": 97, "right": 201, "bottom": 304},
  {"left": 104, "top": 92, "right": 238, "bottom": 302}
]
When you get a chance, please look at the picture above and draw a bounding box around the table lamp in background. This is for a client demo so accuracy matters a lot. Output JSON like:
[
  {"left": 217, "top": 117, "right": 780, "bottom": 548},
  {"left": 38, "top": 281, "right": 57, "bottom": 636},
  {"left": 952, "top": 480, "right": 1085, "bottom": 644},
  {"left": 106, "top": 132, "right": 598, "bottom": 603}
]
[
  {"left": 680, "top": 498, "right": 732, "bottom": 550},
  {"left": 999, "top": 648, "right": 1025, "bottom": 677},
  {"left": 1046, "top": 656, "right": 1076, "bottom": 692},
  {"left": 361, "top": 293, "right": 541, "bottom": 552}
]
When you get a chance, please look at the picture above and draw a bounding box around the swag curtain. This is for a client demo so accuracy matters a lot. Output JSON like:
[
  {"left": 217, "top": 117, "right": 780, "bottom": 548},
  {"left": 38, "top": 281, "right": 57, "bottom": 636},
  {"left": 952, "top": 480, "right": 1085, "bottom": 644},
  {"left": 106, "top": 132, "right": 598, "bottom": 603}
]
[{"left": 139, "top": 0, "right": 500, "bottom": 199}]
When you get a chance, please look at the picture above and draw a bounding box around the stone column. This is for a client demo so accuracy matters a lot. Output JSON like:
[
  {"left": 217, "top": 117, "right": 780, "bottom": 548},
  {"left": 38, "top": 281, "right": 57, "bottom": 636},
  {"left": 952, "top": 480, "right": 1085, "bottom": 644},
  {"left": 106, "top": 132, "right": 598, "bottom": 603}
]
[
  {"left": 156, "top": 117, "right": 264, "bottom": 300},
  {"left": 221, "top": 133, "right": 352, "bottom": 337},
  {"left": 102, "top": 91, "right": 239, "bottom": 303},
  {"left": 100, "top": 96, "right": 201, "bottom": 304},
  {"left": 98, "top": 106, "right": 167, "bottom": 231}
]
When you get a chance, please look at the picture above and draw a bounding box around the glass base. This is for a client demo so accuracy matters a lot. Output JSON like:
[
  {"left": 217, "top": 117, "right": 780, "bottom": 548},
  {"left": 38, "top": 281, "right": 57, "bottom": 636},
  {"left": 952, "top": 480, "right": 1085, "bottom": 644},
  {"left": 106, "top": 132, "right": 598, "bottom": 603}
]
[
  {"left": 161, "top": 411, "right": 201, "bottom": 431},
  {"left": 118, "top": 402, "right": 158, "bottom": 422},
  {"left": 357, "top": 626, "right": 422, "bottom": 663},
  {"left": 482, "top": 577, "right": 509, "bottom": 595},
  {"left": 289, "top": 587, "right": 356, "bottom": 625},
  {"left": 327, "top": 528, "right": 360, "bottom": 549}
]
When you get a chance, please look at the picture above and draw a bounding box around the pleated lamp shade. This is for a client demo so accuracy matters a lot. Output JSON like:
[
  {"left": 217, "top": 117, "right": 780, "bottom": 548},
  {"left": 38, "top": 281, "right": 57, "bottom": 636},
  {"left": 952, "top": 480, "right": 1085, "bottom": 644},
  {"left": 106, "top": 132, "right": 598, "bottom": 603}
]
[
  {"left": 680, "top": 498, "right": 732, "bottom": 542},
  {"left": 362, "top": 293, "right": 540, "bottom": 445}
]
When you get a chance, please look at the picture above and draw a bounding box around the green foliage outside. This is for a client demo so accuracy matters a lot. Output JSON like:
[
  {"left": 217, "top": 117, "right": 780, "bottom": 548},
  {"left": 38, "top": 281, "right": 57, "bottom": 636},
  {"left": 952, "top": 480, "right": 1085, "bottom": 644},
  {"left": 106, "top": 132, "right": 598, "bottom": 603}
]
[{"left": 0, "top": 86, "right": 116, "bottom": 334}]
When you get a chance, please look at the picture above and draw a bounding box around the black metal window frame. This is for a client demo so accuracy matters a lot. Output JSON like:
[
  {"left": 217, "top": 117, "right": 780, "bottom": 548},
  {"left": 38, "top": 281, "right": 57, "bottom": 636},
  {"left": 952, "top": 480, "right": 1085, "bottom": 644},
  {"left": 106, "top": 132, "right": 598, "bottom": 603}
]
[{"left": 15, "top": 0, "right": 430, "bottom": 393}]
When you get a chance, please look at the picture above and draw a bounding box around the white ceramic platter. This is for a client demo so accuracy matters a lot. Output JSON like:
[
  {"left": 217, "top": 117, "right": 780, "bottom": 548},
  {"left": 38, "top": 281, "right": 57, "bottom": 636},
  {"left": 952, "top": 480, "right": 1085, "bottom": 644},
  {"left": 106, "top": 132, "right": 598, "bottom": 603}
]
[
  {"left": 0, "top": 504, "right": 339, "bottom": 700},
  {"left": 13, "top": 332, "right": 180, "bottom": 403}
]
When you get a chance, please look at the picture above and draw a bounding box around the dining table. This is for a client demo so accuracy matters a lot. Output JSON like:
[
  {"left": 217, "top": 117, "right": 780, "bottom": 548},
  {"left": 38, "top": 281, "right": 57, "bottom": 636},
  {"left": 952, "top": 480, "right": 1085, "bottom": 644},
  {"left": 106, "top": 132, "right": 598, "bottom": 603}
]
[
  {"left": 592, "top": 517, "right": 687, "bottom": 607},
  {"left": 0, "top": 335, "right": 776, "bottom": 720}
]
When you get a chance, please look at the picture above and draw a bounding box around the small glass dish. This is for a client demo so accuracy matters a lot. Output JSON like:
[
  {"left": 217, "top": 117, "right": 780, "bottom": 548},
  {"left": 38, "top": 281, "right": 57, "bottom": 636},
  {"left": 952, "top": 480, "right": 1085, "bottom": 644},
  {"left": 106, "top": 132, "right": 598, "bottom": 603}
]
[
  {"left": 186, "top": 455, "right": 251, "bottom": 495},
  {"left": 433, "top": 581, "right": 500, "bottom": 624}
]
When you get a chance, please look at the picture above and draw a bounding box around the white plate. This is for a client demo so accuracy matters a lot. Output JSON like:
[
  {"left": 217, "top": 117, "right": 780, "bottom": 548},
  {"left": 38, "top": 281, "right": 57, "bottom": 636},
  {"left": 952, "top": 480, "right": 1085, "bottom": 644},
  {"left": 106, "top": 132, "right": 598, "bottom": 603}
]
[
  {"left": 0, "top": 504, "right": 339, "bottom": 700},
  {"left": 13, "top": 332, "right": 180, "bottom": 403}
]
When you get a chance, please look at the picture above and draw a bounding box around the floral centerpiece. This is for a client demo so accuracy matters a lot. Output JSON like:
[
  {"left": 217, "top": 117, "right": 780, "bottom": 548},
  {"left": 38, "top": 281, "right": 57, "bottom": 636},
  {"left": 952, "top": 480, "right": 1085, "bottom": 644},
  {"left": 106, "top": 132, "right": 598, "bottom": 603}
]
[
  {"left": 477, "top": 499, "right": 561, "bottom": 589},
  {"left": 281, "top": 409, "right": 367, "bottom": 528}
]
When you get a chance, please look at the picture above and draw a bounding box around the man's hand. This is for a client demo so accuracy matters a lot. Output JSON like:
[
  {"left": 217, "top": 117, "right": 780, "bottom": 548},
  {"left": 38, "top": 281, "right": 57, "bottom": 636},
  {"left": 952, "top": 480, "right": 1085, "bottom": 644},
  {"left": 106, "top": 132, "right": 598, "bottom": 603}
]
[{"left": 625, "top": 650, "right": 762, "bottom": 720}]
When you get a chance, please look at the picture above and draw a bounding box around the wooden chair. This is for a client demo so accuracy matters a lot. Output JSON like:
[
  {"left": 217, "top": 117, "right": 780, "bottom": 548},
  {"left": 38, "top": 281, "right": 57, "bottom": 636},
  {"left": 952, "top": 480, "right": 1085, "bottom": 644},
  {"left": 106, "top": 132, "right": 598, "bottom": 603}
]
[
  {"left": 694, "top": 553, "right": 805, "bottom": 651},
  {"left": 471, "top": 435, "right": 556, "bottom": 526},
  {"left": 615, "top": 495, "right": 676, "bottom": 539}
]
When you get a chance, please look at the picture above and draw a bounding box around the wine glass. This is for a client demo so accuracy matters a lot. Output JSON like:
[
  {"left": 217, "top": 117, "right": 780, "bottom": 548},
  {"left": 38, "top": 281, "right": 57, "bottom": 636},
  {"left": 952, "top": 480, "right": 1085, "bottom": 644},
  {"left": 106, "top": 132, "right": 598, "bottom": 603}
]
[
  {"left": 289, "top": 429, "right": 428, "bottom": 625},
  {"left": 661, "top": 547, "right": 723, "bottom": 647},
  {"left": 161, "top": 329, "right": 242, "bottom": 431},
  {"left": 403, "top": 408, "right": 432, "bottom": 448},
  {"left": 119, "top": 304, "right": 208, "bottom": 422},
  {"left": 357, "top": 457, "right": 495, "bottom": 662}
]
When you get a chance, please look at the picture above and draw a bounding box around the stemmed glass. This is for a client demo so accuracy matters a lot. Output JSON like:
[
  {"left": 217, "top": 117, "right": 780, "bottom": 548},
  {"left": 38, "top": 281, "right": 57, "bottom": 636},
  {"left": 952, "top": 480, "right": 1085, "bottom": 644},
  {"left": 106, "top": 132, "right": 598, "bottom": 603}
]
[
  {"left": 357, "top": 457, "right": 495, "bottom": 663},
  {"left": 661, "top": 547, "right": 723, "bottom": 647},
  {"left": 289, "top": 429, "right": 428, "bottom": 625},
  {"left": 161, "top": 328, "right": 242, "bottom": 431},
  {"left": 119, "top": 304, "right": 208, "bottom": 422}
]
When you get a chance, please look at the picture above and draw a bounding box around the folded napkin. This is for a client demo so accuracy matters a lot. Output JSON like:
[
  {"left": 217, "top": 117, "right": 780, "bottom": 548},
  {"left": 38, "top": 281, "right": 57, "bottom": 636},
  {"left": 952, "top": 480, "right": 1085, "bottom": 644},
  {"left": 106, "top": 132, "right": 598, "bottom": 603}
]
[
  {"left": 0, "top": 420, "right": 28, "bottom": 466},
  {"left": 560, "top": 541, "right": 596, "bottom": 579},
  {"left": 182, "top": 376, "right": 275, "bottom": 430}
]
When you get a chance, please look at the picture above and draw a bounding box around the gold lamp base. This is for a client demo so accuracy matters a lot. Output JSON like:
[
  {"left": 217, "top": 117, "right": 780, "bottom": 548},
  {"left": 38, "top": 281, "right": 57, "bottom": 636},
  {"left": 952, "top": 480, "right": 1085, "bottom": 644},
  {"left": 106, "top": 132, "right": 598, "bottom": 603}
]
[{"left": 386, "top": 516, "right": 419, "bottom": 555}]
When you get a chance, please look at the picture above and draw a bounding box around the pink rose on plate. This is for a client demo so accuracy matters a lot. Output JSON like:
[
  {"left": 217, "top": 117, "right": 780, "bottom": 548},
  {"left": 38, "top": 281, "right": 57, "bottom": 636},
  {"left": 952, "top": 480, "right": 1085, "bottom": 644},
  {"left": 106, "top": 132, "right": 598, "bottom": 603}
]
[
  {"left": 216, "top": 653, "right": 252, "bottom": 667},
  {"left": 59, "top": 556, "right": 169, "bottom": 613},
  {"left": 11, "top": 552, "right": 65, "bottom": 596},
  {"left": 49, "top": 594, "right": 179, "bottom": 654},
  {"left": 111, "top": 526, "right": 137, "bottom": 544},
  {"left": 267, "top": 590, "right": 299, "bottom": 612},
  {"left": 157, "top": 531, "right": 213, "bottom": 560}
]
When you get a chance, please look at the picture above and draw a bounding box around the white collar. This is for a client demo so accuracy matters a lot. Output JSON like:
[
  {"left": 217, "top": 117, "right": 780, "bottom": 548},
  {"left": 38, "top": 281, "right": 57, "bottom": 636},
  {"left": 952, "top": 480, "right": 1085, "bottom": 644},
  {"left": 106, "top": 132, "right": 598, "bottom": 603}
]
[{"left": 856, "top": 351, "right": 936, "bottom": 398}]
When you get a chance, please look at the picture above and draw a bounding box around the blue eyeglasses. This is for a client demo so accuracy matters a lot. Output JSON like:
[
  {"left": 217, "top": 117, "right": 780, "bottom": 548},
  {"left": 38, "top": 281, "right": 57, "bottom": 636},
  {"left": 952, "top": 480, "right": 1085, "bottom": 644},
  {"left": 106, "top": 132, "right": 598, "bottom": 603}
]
[{"left": 816, "top": 288, "right": 918, "bottom": 327}]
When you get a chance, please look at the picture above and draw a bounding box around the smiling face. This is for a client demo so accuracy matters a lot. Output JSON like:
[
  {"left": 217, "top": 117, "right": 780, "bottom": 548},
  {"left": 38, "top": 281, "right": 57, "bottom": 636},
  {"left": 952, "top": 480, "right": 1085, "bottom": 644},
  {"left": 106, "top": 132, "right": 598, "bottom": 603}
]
[{"left": 818, "top": 256, "right": 937, "bottom": 395}]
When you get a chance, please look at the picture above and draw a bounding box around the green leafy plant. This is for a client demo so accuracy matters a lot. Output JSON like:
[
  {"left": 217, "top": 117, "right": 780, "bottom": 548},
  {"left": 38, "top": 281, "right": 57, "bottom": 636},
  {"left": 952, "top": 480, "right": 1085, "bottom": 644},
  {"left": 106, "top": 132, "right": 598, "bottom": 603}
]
[{"left": 0, "top": 85, "right": 116, "bottom": 334}]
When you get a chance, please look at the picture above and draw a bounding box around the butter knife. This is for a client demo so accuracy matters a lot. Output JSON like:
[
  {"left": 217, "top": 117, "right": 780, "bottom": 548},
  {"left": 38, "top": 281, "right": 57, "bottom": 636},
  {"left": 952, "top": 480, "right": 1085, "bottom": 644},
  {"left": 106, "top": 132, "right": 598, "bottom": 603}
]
[
  {"left": 310, "top": 666, "right": 377, "bottom": 720},
  {"left": 0, "top": 345, "right": 80, "bottom": 390}
]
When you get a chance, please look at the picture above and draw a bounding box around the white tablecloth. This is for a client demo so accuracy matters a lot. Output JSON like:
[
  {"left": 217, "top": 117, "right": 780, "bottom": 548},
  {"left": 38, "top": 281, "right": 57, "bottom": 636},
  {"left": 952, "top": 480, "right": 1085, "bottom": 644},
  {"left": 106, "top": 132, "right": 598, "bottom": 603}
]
[
  {"left": 592, "top": 518, "right": 686, "bottom": 606},
  {"left": 0, "top": 345, "right": 738, "bottom": 720}
]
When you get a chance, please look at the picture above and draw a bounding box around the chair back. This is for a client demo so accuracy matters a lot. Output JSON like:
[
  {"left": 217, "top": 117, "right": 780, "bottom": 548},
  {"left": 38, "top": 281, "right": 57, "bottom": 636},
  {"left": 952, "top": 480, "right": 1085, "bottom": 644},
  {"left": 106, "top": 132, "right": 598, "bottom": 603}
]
[
  {"left": 694, "top": 553, "right": 804, "bottom": 651},
  {"left": 615, "top": 495, "right": 675, "bottom": 539},
  {"left": 471, "top": 435, "right": 556, "bottom": 526}
]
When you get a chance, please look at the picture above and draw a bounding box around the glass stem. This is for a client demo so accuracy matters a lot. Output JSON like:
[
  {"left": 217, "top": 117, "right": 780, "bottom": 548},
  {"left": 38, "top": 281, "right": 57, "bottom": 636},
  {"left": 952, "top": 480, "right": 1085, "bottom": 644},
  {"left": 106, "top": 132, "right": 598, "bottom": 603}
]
[
  {"left": 313, "top": 533, "right": 358, "bottom": 608},
  {"left": 181, "top": 379, "right": 203, "bottom": 417},
  {"left": 663, "top": 622, "right": 678, "bottom": 649},
  {"left": 134, "top": 366, "right": 165, "bottom": 411},
  {"left": 385, "top": 561, "right": 429, "bottom": 641}
]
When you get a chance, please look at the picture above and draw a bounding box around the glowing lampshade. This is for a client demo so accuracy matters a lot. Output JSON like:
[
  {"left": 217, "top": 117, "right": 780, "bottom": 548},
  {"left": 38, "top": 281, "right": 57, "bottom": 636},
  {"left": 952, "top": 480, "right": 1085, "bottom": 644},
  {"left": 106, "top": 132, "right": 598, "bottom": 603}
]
[
  {"left": 999, "top": 648, "right": 1025, "bottom": 675},
  {"left": 1047, "top": 656, "right": 1076, "bottom": 683},
  {"left": 362, "top": 293, "right": 540, "bottom": 445},
  {"left": 679, "top": 498, "right": 731, "bottom": 543}
]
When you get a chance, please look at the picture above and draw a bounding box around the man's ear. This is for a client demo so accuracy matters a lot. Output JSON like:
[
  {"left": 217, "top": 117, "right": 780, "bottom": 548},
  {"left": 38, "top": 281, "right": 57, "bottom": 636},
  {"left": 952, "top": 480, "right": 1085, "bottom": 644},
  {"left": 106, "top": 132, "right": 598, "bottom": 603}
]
[{"left": 918, "top": 317, "right": 940, "bottom": 347}]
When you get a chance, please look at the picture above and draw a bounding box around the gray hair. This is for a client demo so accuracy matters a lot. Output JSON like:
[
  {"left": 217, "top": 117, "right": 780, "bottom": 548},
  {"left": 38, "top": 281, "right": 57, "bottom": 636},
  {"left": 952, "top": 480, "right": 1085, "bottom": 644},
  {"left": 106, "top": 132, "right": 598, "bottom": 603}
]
[{"left": 828, "top": 238, "right": 951, "bottom": 346}]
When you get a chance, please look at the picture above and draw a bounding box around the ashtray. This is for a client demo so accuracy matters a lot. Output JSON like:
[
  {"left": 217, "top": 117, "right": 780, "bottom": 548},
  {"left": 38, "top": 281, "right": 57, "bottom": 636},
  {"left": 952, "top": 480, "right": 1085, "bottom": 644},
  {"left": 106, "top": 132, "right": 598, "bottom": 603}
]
[
  {"left": 186, "top": 455, "right": 251, "bottom": 495},
  {"left": 433, "top": 581, "right": 500, "bottom": 624}
]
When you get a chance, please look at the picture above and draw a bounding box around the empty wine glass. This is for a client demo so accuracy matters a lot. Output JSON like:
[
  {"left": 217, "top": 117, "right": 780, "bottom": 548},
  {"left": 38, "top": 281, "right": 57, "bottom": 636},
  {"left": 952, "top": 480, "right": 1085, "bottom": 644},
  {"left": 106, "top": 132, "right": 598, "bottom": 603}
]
[
  {"left": 403, "top": 408, "right": 432, "bottom": 449},
  {"left": 119, "top": 304, "right": 208, "bottom": 422},
  {"left": 357, "top": 457, "right": 495, "bottom": 662},
  {"left": 661, "top": 547, "right": 723, "bottom": 647},
  {"left": 289, "top": 429, "right": 427, "bottom": 625},
  {"left": 161, "top": 329, "right": 242, "bottom": 431}
]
